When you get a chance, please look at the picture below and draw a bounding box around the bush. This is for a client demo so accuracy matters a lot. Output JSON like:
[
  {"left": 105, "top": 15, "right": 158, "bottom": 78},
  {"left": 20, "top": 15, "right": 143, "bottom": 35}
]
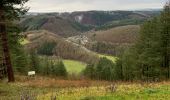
[
  {"left": 84, "top": 57, "right": 115, "bottom": 81},
  {"left": 83, "top": 64, "right": 95, "bottom": 79},
  {"left": 39, "top": 58, "right": 68, "bottom": 77},
  {"left": 37, "top": 42, "right": 56, "bottom": 56},
  {"left": 29, "top": 52, "right": 41, "bottom": 73},
  {"left": 53, "top": 61, "right": 67, "bottom": 77}
]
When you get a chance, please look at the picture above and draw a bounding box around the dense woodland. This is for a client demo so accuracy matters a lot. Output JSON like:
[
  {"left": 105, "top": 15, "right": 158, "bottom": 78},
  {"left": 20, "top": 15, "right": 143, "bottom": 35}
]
[{"left": 85, "top": 3, "right": 170, "bottom": 81}]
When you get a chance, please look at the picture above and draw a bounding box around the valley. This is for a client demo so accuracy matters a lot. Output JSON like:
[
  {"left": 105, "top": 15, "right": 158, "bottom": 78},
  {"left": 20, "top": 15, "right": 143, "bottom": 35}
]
[{"left": 0, "top": 1, "right": 170, "bottom": 99}]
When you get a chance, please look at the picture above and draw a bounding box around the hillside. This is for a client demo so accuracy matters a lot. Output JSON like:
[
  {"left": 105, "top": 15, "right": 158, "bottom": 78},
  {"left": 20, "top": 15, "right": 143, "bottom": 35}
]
[
  {"left": 64, "top": 25, "right": 140, "bottom": 56},
  {"left": 23, "top": 30, "right": 98, "bottom": 63},
  {"left": 68, "top": 11, "right": 159, "bottom": 26},
  {"left": 20, "top": 15, "right": 82, "bottom": 37},
  {"left": 87, "top": 25, "right": 140, "bottom": 44},
  {"left": 21, "top": 10, "right": 160, "bottom": 37},
  {"left": 20, "top": 11, "right": 157, "bottom": 56}
]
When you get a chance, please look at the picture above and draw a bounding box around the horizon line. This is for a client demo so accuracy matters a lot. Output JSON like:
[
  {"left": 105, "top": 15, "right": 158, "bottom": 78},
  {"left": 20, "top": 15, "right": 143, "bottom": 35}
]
[{"left": 28, "top": 7, "right": 162, "bottom": 13}]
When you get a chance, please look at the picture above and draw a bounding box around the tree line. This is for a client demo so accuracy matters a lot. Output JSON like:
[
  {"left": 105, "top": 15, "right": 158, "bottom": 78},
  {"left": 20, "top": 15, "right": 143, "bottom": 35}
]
[{"left": 84, "top": 3, "right": 170, "bottom": 81}]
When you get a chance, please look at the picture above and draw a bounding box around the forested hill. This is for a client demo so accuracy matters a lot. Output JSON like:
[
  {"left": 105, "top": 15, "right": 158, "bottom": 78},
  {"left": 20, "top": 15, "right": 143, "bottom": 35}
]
[
  {"left": 23, "top": 30, "right": 99, "bottom": 64},
  {"left": 21, "top": 10, "right": 160, "bottom": 37}
]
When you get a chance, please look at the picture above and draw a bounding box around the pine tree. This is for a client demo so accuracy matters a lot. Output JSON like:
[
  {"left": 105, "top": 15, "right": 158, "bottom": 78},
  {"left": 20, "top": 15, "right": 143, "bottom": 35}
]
[
  {"left": 84, "top": 64, "right": 95, "bottom": 79},
  {"left": 114, "top": 59, "right": 123, "bottom": 80},
  {"left": 137, "top": 18, "right": 161, "bottom": 81},
  {"left": 7, "top": 25, "right": 29, "bottom": 74},
  {"left": 56, "top": 61, "right": 67, "bottom": 77},
  {"left": 0, "top": 0, "right": 29, "bottom": 82},
  {"left": 29, "top": 52, "right": 40, "bottom": 73},
  {"left": 120, "top": 2, "right": 170, "bottom": 81},
  {"left": 95, "top": 57, "right": 115, "bottom": 81},
  {"left": 41, "top": 57, "right": 51, "bottom": 75},
  {"left": 160, "top": 2, "right": 170, "bottom": 78}
]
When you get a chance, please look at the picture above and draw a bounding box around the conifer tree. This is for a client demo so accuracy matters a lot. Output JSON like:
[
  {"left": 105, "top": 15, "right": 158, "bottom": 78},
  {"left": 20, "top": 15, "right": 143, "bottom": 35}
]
[
  {"left": 0, "top": 0, "right": 29, "bottom": 82},
  {"left": 160, "top": 2, "right": 170, "bottom": 78}
]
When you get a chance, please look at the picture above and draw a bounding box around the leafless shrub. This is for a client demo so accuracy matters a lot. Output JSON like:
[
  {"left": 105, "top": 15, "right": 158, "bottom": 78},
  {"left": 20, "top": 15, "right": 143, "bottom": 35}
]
[{"left": 105, "top": 83, "right": 117, "bottom": 93}]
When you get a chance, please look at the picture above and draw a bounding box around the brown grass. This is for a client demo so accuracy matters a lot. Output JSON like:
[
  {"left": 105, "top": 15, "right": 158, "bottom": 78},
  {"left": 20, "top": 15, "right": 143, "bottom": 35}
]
[
  {"left": 87, "top": 25, "right": 140, "bottom": 44},
  {"left": 15, "top": 75, "right": 110, "bottom": 88},
  {"left": 15, "top": 75, "right": 170, "bottom": 89}
]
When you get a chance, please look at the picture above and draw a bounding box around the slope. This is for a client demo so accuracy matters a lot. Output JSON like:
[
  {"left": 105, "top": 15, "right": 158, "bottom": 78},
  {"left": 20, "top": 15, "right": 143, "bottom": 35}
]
[
  {"left": 87, "top": 25, "right": 140, "bottom": 44},
  {"left": 20, "top": 15, "right": 82, "bottom": 37},
  {"left": 23, "top": 30, "right": 98, "bottom": 64}
]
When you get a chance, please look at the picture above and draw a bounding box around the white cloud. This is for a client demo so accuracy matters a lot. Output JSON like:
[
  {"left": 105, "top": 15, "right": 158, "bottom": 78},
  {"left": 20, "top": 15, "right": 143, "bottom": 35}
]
[{"left": 26, "top": 0, "right": 165, "bottom": 12}]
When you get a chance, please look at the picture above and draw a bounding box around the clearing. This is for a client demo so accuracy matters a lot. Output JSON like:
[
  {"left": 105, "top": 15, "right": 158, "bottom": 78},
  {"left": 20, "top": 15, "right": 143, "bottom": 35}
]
[{"left": 63, "top": 60, "right": 86, "bottom": 74}]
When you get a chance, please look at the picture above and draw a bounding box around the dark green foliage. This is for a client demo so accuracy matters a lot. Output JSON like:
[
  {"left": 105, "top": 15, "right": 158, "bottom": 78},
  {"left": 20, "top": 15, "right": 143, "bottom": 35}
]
[
  {"left": 71, "top": 21, "right": 94, "bottom": 32},
  {"left": 90, "top": 42, "right": 116, "bottom": 55},
  {"left": 115, "top": 3, "right": 170, "bottom": 81},
  {"left": 0, "top": 0, "right": 29, "bottom": 81},
  {"left": 1, "top": 0, "right": 29, "bottom": 20},
  {"left": 0, "top": 19, "right": 29, "bottom": 75},
  {"left": 115, "top": 19, "right": 162, "bottom": 81},
  {"left": 11, "top": 49, "right": 29, "bottom": 74},
  {"left": 91, "top": 11, "right": 117, "bottom": 26},
  {"left": 95, "top": 18, "right": 145, "bottom": 31},
  {"left": 159, "top": 4, "right": 170, "bottom": 78},
  {"left": 41, "top": 58, "right": 51, "bottom": 75},
  {"left": 54, "top": 61, "right": 67, "bottom": 77},
  {"left": 84, "top": 57, "right": 115, "bottom": 81},
  {"left": 7, "top": 25, "right": 29, "bottom": 74},
  {"left": 114, "top": 59, "right": 123, "bottom": 80},
  {"left": 35, "top": 57, "right": 68, "bottom": 77},
  {"left": 37, "top": 42, "right": 56, "bottom": 56},
  {"left": 121, "top": 48, "right": 141, "bottom": 81},
  {"left": 27, "top": 55, "right": 68, "bottom": 77},
  {"left": 29, "top": 52, "right": 40, "bottom": 73},
  {"left": 21, "top": 16, "right": 48, "bottom": 31},
  {"left": 83, "top": 64, "right": 95, "bottom": 79},
  {"left": 83, "top": 4, "right": 167, "bottom": 82}
]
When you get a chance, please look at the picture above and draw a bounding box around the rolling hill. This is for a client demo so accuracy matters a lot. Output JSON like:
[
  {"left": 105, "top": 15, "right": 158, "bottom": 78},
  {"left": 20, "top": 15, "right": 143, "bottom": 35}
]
[
  {"left": 68, "top": 11, "right": 160, "bottom": 26},
  {"left": 20, "top": 10, "right": 160, "bottom": 57},
  {"left": 20, "top": 15, "right": 82, "bottom": 37},
  {"left": 23, "top": 30, "right": 98, "bottom": 64},
  {"left": 21, "top": 10, "right": 160, "bottom": 37},
  {"left": 87, "top": 25, "right": 140, "bottom": 44},
  {"left": 65, "top": 25, "right": 140, "bottom": 56}
]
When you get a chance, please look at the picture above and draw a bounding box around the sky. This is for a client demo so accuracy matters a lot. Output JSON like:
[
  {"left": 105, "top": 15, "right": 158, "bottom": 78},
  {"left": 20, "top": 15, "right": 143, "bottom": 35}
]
[{"left": 26, "top": 0, "right": 167, "bottom": 12}]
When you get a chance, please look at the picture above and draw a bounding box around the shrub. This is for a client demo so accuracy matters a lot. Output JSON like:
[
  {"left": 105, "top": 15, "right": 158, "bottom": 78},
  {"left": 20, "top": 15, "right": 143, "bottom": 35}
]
[
  {"left": 84, "top": 57, "right": 115, "bottom": 81},
  {"left": 37, "top": 42, "right": 56, "bottom": 56}
]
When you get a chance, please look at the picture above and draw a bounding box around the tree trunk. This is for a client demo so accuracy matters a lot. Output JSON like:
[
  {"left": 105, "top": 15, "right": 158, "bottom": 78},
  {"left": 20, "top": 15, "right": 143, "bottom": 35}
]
[{"left": 0, "top": 8, "right": 15, "bottom": 82}]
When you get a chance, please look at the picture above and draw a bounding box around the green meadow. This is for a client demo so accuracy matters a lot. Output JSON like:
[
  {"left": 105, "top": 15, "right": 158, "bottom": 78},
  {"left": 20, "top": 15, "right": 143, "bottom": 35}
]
[{"left": 63, "top": 60, "right": 86, "bottom": 74}]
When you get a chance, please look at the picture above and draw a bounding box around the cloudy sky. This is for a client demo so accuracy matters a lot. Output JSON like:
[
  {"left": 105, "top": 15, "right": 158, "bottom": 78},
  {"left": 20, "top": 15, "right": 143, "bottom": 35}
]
[{"left": 26, "top": 0, "right": 166, "bottom": 12}]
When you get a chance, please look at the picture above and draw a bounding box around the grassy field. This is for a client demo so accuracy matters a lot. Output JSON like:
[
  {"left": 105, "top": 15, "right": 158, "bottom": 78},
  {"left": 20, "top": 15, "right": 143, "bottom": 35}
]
[
  {"left": 20, "top": 38, "right": 30, "bottom": 45},
  {"left": 1, "top": 76, "right": 170, "bottom": 100},
  {"left": 63, "top": 54, "right": 116, "bottom": 75},
  {"left": 63, "top": 60, "right": 86, "bottom": 74},
  {"left": 39, "top": 83, "right": 170, "bottom": 100},
  {"left": 98, "top": 54, "right": 117, "bottom": 63}
]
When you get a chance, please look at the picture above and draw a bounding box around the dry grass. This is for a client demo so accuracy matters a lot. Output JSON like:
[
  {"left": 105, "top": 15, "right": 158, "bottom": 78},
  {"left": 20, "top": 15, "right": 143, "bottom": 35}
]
[
  {"left": 15, "top": 75, "right": 170, "bottom": 88},
  {"left": 2, "top": 75, "right": 170, "bottom": 100},
  {"left": 87, "top": 25, "right": 140, "bottom": 44},
  {"left": 15, "top": 75, "right": 110, "bottom": 88}
]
